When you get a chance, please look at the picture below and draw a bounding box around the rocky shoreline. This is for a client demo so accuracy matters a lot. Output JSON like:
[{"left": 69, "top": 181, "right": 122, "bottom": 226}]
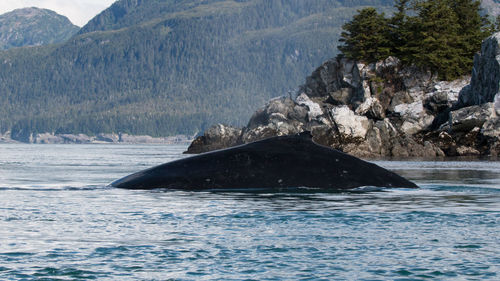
[
  {"left": 186, "top": 32, "right": 500, "bottom": 158},
  {"left": 0, "top": 131, "right": 193, "bottom": 145}
]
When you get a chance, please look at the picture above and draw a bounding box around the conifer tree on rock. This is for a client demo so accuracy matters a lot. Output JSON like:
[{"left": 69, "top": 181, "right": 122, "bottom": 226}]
[
  {"left": 338, "top": 0, "right": 493, "bottom": 81},
  {"left": 411, "top": 0, "right": 463, "bottom": 80},
  {"left": 338, "top": 8, "right": 391, "bottom": 63}
]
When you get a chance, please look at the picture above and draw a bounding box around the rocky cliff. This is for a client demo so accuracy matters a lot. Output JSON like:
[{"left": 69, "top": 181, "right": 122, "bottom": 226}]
[{"left": 186, "top": 32, "right": 500, "bottom": 158}]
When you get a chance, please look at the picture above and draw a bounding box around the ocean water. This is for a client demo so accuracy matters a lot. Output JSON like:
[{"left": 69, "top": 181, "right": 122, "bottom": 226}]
[{"left": 0, "top": 144, "right": 499, "bottom": 280}]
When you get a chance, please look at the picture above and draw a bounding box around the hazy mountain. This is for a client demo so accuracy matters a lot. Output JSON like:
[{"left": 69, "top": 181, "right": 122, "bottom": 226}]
[
  {"left": 0, "top": 7, "right": 79, "bottom": 50},
  {"left": 0, "top": 0, "right": 394, "bottom": 140},
  {"left": 481, "top": 0, "right": 500, "bottom": 18}
]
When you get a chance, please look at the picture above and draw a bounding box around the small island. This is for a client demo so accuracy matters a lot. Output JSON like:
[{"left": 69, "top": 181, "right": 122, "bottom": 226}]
[{"left": 187, "top": 0, "right": 500, "bottom": 158}]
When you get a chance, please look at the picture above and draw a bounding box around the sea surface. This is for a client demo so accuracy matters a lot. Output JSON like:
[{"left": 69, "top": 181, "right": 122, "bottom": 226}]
[{"left": 0, "top": 144, "right": 499, "bottom": 280}]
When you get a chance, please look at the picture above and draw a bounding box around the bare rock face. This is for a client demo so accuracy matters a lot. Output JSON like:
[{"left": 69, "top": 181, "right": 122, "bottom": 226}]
[
  {"left": 35, "top": 133, "right": 65, "bottom": 144},
  {"left": 330, "top": 106, "right": 371, "bottom": 139},
  {"left": 449, "top": 103, "right": 494, "bottom": 132},
  {"left": 187, "top": 34, "right": 500, "bottom": 157},
  {"left": 296, "top": 93, "right": 323, "bottom": 121},
  {"left": 482, "top": 117, "right": 500, "bottom": 138},
  {"left": 185, "top": 124, "right": 242, "bottom": 154},
  {"left": 96, "top": 133, "right": 120, "bottom": 143},
  {"left": 301, "top": 58, "right": 365, "bottom": 107},
  {"left": 0, "top": 131, "right": 17, "bottom": 143},
  {"left": 458, "top": 33, "right": 500, "bottom": 108}
]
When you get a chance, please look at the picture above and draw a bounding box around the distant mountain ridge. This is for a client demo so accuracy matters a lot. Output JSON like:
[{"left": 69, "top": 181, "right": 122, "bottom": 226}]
[
  {"left": 0, "top": 0, "right": 395, "bottom": 141},
  {"left": 0, "top": 7, "right": 79, "bottom": 50},
  {"left": 481, "top": 0, "right": 500, "bottom": 18}
]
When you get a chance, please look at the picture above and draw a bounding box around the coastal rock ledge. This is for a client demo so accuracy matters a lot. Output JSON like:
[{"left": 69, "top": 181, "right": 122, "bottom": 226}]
[
  {"left": 186, "top": 32, "right": 500, "bottom": 158},
  {"left": 0, "top": 132, "right": 192, "bottom": 144}
]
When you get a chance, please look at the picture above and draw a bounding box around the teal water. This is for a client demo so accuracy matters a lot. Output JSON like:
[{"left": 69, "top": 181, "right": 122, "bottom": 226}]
[{"left": 0, "top": 144, "right": 499, "bottom": 280}]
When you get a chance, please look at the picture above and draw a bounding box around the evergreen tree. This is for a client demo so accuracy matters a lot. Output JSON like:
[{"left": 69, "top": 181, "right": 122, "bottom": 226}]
[
  {"left": 450, "top": 0, "right": 491, "bottom": 70},
  {"left": 338, "top": 8, "right": 391, "bottom": 63},
  {"left": 338, "top": 0, "right": 493, "bottom": 80},
  {"left": 411, "top": 0, "right": 463, "bottom": 80},
  {"left": 389, "top": 0, "right": 415, "bottom": 61}
]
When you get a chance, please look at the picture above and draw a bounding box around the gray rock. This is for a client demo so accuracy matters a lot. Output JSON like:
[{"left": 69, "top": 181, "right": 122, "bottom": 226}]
[
  {"left": 296, "top": 93, "right": 324, "bottom": 121},
  {"left": 364, "top": 118, "right": 398, "bottom": 156},
  {"left": 432, "top": 79, "right": 470, "bottom": 103},
  {"left": 327, "top": 88, "right": 353, "bottom": 105},
  {"left": 394, "top": 101, "right": 434, "bottom": 135},
  {"left": 118, "top": 133, "right": 185, "bottom": 144},
  {"left": 247, "top": 96, "right": 307, "bottom": 130},
  {"left": 301, "top": 57, "right": 365, "bottom": 106},
  {"left": 0, "top": 131, "right": 18, "bottom": 143},
  {"left": 389, "top": 91, "right": 414, "bottom": 111},
  {"left": 356, "top": 97, "right": 385, "bottom": 120},
  {"left": 185, "top": 124, "right": 242, "bottom": 154},
  {"left": 96, "top": 133, "right": 119, "bottom": 143},
  {"left": 482, "top": 117, "right": 500, "bottom": 138},
  {"left": 449, "top": 103, "right": 494, "bottom": 132},
  {"left": 456, "top": 146, "right": 481, "bottom": 156},
  {"left": 330, "top": 105, "right": 372, "bottom": 139},
  {"left": 59, "top": 134, "right": 93, "bottom": 144},
  {"left": 34, "top": 133, "right": 65, "bottom": 144},
  {"left": 424, "top": 91, "right": 451, "bottom": 114},
  {"left": 399, "top": 65, "right": 435, "bottom": 98},
  {"left": 457, "top": 32, "right": 500, "bottom": 107}
]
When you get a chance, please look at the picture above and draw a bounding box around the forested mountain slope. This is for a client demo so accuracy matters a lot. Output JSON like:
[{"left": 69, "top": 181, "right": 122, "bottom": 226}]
[
  {"left": 0, "top": 7, "right": 79, "bottom": 50},
  {"left": 0, "top": 0, "right": 393, "bottom": 140}
]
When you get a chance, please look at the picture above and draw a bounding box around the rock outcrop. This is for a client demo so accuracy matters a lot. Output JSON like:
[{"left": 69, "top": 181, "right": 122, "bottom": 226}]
[
  {"left": 186, "top": 32, "right": 500, "bottom": 158},
  {"left": 186, "top": 124, "right": 242, "bottom": 154},
  {"left": 457, "top": 33, "right": 500, "bottom": 108}
]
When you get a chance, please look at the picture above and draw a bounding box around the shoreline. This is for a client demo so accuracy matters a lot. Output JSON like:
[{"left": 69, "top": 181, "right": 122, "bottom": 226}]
[{"left": 0, "top": 132, "right": 194, "bottom": 145}]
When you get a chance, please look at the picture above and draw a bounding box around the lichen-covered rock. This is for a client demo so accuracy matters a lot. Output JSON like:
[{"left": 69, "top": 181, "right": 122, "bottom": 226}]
[
  {"left": 296, "top": 93, "right": 324, "bottom": 121},
  {"left": 185, "top": 124, "right": 242, "bottom": 154},
  {"left": 449, "top": 103, "right": 494, "bottom": 132},
  {"left": 300, "top": 57, "right": 365, "bottom": 107},
  {"left": 246, "top": 96, "right": 307, "bottom": 130},
  {"left": 394, "top": 101, "right": 434, "bottom": 135},
  {"left": 330, "top": 106, "right": 371, "bottom": 139},
  {"left": 356, "top": 97, "right": 385, "bottom": 120},
  {"left": 482, "top": 117, "right": 500, "bottom": 138}
]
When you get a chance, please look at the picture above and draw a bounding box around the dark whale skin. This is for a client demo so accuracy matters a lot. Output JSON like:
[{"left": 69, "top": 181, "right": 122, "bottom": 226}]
[{"left": 110, "top": 132, "right": 418, "bottom": 190}]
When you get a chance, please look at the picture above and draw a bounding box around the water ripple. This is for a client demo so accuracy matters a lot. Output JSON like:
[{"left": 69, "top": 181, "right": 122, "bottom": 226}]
[{"left": 0, "top": 144, "right": 499, "bottom": 280}]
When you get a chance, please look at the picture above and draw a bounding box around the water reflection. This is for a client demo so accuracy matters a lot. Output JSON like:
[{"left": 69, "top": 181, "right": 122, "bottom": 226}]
[{"left": 145, "top": 185, "right": 500, "bottom": 214}]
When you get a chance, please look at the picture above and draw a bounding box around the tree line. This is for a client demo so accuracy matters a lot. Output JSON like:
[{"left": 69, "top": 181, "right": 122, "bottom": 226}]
[
  {"left": 2, "top": 0, "right": 396, "bottom": 139},
  {"left": 338, "top": 0, "right": 498, "bottom": 80}
]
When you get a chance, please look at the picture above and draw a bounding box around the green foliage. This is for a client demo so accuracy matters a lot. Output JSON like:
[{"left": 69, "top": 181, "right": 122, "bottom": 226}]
[
  {"left": 0, "top": 0, "right": 394, "bottom": 138},
  {"left": 338, "top": 8, "right": 391, "bottom": 63},
  {"left": 338, "top": 0, "right": 493, "bottom": 80},
  {"left": 411, "top": 0, "right": 463, "bottom": 80}
]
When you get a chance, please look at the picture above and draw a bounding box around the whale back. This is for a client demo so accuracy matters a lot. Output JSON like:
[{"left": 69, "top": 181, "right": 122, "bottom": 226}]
[{"left": 111, "top": 133, "right": 418, "bottom": 190}]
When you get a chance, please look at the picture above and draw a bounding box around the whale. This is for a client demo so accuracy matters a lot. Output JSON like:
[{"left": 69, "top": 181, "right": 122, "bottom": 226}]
[{"left": 110, "top": 132, "right": 418, "bottom": 190}]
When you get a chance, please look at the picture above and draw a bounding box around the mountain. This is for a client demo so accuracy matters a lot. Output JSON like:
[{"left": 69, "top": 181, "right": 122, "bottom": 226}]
[
  {"left": 0, "top": 7, "right": 79, "bottom": 50},
  {"left": 481, "top": 0, "right": 500, "bottom": 18},
  {"left": 0, "top": 0, "right": 394, "bottom": 141}
]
